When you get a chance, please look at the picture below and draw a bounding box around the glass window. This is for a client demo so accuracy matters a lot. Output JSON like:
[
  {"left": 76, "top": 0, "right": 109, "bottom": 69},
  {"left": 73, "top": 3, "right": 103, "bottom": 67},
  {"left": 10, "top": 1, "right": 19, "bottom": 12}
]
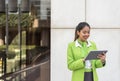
[{"left": 0, "top": 0, "right": 50, "bottom": 81}]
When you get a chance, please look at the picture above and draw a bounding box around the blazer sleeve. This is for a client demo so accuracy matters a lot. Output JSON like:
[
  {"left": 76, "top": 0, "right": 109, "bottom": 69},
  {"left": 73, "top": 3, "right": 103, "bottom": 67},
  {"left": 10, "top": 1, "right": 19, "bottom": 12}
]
[
  {"left": 67, "top": 43, "right": 85, "bottom": 71},
  {"left": 95, "top": 60, "right": 104, "bottom": 68}
]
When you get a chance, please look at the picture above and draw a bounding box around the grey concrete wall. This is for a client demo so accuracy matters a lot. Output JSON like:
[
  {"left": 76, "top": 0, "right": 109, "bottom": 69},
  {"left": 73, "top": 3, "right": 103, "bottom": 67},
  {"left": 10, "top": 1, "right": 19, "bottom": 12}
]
[{"left": 51, "top": 0, "right": 120, "bottom": 81}]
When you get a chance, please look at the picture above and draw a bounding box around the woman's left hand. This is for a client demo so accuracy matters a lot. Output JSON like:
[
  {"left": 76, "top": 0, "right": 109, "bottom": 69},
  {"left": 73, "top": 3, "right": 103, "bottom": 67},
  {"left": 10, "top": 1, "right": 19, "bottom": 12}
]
[{"left": 97, "top": 53, "right": 106, "bottom": 62}]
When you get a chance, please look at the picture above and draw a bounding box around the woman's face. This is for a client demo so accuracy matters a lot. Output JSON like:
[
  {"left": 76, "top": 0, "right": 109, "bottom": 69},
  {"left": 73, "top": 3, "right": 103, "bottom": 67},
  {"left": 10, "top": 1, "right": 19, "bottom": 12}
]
[{"left": 77, "top": 26, "right": 90, "bottom": 42}]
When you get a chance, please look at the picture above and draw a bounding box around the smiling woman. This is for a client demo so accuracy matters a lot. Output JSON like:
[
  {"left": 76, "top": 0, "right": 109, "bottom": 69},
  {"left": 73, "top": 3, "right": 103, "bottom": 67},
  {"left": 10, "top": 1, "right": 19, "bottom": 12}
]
[
  {"left": 76, "top": 23, "right": 90, "bottom": 42},
  {"left": 74, "top": 22, "right": 90, "bottom": 41},
  {"left": 67, "top": 22, "right": 106, "bottom": 81}
]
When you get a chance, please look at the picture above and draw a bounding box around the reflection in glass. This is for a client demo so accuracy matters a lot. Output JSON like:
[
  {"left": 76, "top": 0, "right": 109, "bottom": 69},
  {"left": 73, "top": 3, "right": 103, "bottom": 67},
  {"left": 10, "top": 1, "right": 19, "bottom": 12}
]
[{"left": 0, "top": 0, "right": 50, "bottom": 81}]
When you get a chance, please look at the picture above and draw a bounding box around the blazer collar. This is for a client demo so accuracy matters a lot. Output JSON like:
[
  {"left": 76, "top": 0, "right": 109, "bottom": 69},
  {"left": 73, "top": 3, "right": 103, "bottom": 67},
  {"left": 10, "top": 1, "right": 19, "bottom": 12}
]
[{"left": 75, "top": 40, "right": 92, "bottom": 47}]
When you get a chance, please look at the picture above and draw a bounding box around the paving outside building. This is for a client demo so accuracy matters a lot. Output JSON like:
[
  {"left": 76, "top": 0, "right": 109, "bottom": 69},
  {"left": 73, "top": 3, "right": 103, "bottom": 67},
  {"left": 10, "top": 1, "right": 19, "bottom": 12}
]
[{"left": 0, "top": 0, "right": 50, "bottom": 81}]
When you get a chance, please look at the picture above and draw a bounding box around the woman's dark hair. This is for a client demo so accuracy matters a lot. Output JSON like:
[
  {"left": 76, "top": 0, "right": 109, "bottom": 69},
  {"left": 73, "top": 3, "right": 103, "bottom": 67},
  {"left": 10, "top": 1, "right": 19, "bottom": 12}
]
[{"left": 74, "top": 22, "right": 91, "bottom": 41}]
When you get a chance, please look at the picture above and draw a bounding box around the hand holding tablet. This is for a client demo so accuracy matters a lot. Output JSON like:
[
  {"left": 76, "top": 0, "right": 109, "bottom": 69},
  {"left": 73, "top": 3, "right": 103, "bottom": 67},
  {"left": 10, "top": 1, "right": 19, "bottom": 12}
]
[{"left": 85, "top": 50, "right": 108, "bottom": 60}]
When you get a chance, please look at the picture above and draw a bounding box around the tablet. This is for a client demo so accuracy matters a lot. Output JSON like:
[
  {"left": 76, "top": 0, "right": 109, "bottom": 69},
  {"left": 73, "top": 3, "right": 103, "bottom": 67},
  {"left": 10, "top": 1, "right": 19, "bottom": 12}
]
[{"left": 85, "top": 50, "right": 108, "bottom": 60}]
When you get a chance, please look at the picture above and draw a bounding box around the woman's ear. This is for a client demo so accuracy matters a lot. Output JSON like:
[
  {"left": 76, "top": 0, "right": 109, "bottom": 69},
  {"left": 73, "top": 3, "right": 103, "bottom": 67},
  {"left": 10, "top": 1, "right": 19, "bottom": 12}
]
[{"left": 77, "top": 30, "right": 80, "bottom": 35}]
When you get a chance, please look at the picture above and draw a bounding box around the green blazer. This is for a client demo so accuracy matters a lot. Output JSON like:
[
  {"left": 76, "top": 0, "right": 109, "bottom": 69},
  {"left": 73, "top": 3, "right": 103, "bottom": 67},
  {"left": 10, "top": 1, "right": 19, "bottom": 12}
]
[{"left": 67, "top": 40, "right": 105, "bottom": 81}]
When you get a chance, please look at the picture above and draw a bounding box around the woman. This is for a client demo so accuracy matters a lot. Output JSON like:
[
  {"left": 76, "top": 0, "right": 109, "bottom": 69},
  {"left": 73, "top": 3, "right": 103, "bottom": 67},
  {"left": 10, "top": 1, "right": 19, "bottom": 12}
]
[{"left": 67, "top": 22, "right": 106, "bottom": 81}]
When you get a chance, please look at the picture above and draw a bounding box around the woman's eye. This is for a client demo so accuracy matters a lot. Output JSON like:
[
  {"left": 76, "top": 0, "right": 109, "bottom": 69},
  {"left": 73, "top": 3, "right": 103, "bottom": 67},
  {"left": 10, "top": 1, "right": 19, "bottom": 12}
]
[{"left": 82, "top": 31, "right": 90, "bottom": 34}]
